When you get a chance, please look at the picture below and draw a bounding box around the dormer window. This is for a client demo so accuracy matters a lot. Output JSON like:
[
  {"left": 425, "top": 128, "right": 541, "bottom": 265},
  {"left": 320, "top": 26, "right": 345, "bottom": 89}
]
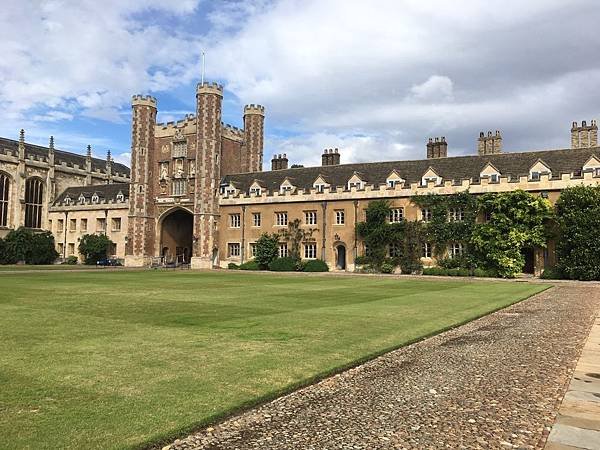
[
  {"left": 489, "top": 174, "right": 500, "bottom": 183},
  {"left": 249, "top": 187, "right": 261, "bottom": 196},
  {"left": 348, "top": 181, "right": 363, "bottom": 190},
  {"left": 279, "top": 179, "right": 295, "bottom": 194},
  {"left": 226, "top": 187, "right": 236, "bottom": 196},
  {"left": 386, "top": 171, "right": 404, "bottom": 189},
  {"left": 64, "top": 196, "right": 72, "bottom": 206},
  {"left": 596, "top": 168, "right": 600, "bottom": 177},
  {"left": 421, "top": 168, "right": 441, "bottom": 186},
  {"left": 387, "top": 179, "right": 401, "bottom": 188},
  {"left": 530, "top": 171, "right": 540, "bottom": 181},
  {"left": 529, "top": 160, "right": 551, "bottom": 181},
  {"left": 116, "top": 192, "right": 125, "bottom": 202},
  {"left": 312, "top": 175, "right": 329, "bottom": 193},
  {"left": 78, "top": 194, "right": 86, "bottom": 204},
  {"left": 91, "top": 193, "right": 99, "bottom": 204},
  {"left": 421, "top": 176, "right": 439, "bottom": 186},
  {"left": 314, "top": 184, "right": 325, "bottom": 193}
]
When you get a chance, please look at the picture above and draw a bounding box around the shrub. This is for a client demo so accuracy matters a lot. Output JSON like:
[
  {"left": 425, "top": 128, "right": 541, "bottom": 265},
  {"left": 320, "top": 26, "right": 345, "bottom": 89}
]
[
  {"left": 239, "top": 260, "right": 260, "bottom": 271},
  {"left": 540, "top": 266, "right": 565, "bottom": 280},
  {"left": 255, "top": 233, "right": 279, "bottom": 269},
  {"left": 268, "top": 257, "right": 297, "bottom": 272},
  {"left": 2, "top": 228, "right": 58, "bottom": 265},
  {"left": 473, "top": 268, "right": 498, "bottom": 278},
  {"left": 438, "top": 257, "right": 468, "bottom": 269},
  {"left": 228, "top": 263, "right": 239, "bottom": 270},
  {"left": 303, "top": 259, "right": 329, "bottom": 272},
  {"left": 446, "top": 268, "right": 461, "bottom": 276},
  {"left": 555, "top": 185, "right": 600, "bottom": 280},
  {"left": 380, "top": 262, "right": 395, "bottom": 274},
  {"left": 0, "top": 238, "right": 9, "bottom": 264},
  {"left": 456, "top": 268, "right": 470, "bottom": 277},
  {"left": 354, "top": 255, "right": 370, "bottom": 266},
  {"left": 78, "top": 234, "right": 114, "bottom": 265},
  {"left": 65, "top": 255, "right": 78, "bottom": 265}
]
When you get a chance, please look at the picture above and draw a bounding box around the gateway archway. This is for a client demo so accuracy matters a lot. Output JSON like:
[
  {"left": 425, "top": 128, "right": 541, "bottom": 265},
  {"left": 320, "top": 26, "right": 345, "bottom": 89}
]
[
  {"left": 335, "top": 244, "right": 347, "bottom": 270},
  {"left": 160, "top": 208, "right": 193, "bottom": 264}
]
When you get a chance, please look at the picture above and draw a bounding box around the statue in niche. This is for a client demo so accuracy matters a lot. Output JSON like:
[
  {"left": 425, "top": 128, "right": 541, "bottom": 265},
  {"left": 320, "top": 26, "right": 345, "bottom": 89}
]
[
  {"left": 174, "top": 159, "right": 184, "bottom": 178},
  {"left": 173, "top": 128, "right": 185, "bottom": 142},
  {"left": 161, "top": 144, "right": 169, "bottom": 154},
  {"left": 160, "top": 162, "right": 169, "bottom": 180},
  {"left": 189, "top": 160, "right": 196, "bottom": 178}
]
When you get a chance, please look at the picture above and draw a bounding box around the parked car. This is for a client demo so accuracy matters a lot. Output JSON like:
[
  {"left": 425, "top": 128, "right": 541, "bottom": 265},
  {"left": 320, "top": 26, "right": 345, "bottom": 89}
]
[{"left": 96, "top": 258, "right": 123, "bottom": 267}]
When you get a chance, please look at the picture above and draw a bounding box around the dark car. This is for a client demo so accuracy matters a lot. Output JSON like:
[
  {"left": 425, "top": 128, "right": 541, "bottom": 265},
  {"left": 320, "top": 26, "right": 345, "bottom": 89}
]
[{"left": 96, "top": 258, "right": 123, "bottom": 267}]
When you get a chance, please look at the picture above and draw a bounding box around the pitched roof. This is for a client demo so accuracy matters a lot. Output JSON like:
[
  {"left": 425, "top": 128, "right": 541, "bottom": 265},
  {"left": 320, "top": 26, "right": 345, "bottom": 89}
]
[
  {"left": 222, "top": 146, "right": 600, "bottom": 192},
  {"left": 53, "top": 183, "right": 130, "bottom": 206},
  {"left": 0, "top": 137, "right": 130, "bottom": 176}
]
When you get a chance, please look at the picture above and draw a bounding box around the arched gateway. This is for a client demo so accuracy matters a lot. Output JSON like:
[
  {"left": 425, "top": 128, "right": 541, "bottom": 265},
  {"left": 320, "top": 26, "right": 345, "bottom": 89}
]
[{"left": 160, "top": 208, "right": 193, "bottom": 264}]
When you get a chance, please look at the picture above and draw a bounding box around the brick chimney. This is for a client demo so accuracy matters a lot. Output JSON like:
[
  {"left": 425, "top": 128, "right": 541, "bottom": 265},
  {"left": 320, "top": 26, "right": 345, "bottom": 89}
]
[
  {"left": 271, "top": 154, "right": 289, "bottom": 170},
  {"left": 426, "top": 137, "right": 448, "bottom": 159},
  {"left": 477, "top": 130, "right": 502, "bottom": 156},
  {"left": 571, "top": 120, "right": 598, "bottom": 148},
  {"left": 322, "top": 148, "right": 341, "bottom": 166}
]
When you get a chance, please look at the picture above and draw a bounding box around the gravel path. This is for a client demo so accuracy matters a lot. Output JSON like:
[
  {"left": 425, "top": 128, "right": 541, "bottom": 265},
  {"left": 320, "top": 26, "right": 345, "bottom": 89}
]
[{"left": 168, "top": 285, "right": 600, "bottom": 450}]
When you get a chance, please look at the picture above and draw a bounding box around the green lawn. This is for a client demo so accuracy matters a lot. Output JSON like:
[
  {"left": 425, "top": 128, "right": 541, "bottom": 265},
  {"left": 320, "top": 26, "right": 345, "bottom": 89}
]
[{"left": 0, "top": 271, "right": 548, "bottom": 449}]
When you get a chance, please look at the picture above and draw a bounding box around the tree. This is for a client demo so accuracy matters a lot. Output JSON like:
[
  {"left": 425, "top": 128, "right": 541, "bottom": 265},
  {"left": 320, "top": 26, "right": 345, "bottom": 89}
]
[
  {"left": 555, "top": 185, "right": 600, "bottom": 280},
  {"left": 1, "top": 228, "right": 58, "bottom": 265},
  {"left": 78, "top": 234, "right": 114, "bottom": 265},
  {"left": 280, "top": 218, "right": 316, "bottom": 260},
  {"left": 470, "top": 190, "right": 553, "bottom": 278},
  {"left": 254, "top": 233, "right": 279, "bottom": 269}
]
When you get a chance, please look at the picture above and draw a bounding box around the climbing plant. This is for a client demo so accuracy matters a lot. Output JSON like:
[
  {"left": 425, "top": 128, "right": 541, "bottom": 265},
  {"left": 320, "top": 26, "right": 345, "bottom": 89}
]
[
  {"left": 412, "top": 191, "right": 478, "bottom": 258},
  {"left": 470, "top": 190, "right": 553, "bottom": 278},
  {"left": 554, "top": 185, "right": 600, "bottom": 280},
  {"left": 280, "top": 218, "right": 317, "bottom": 260}
]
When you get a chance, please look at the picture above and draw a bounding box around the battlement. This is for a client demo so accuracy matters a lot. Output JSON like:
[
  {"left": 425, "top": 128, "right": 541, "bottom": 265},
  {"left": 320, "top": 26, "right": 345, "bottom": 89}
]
[
  {"left": 131, "top": 95, "right": 157, "bottom": 107},
  {"left": 221, "top": 122, "right": 245, "bottom": 141},
  {"left": 196, "top": 81, "right": 223, "bottom": 96},
  {"left": 244, "top": 104, "right": 265, "bottom": 116},
  {"left": 156, "top": 114, "right": 197, "bottom": 130}
]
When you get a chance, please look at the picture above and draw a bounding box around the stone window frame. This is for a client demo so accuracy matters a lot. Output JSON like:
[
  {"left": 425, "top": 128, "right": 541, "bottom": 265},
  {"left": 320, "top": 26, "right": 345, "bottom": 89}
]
[
  {"left": 172, "top": 179, "right": 186, "bottom": 196},
  {"left": 303, "top": 242, "right": 317, "bottom": 259},
  {"left": 69, "top": 218, "right": 77, "bottom": 232},
  {"left": 81, "top": 218, "right": 88, "bottom": 232},
  {"left": 448, "top": 208, "right": 464, "bottom": 222},
  {"left": 389, "top": 207, "right": 404, "bottom": 223},
  {"left": 334, "top": 209, "right": 345, "bottom": 225},
  {"left": 278, "top": 243, "right": 288, "bottom": 258},
  {"left": 449, "top": 242, "right": 464, "bottom": 258},
  {"left": 228, "top": 242, "right": 241, "bottom": 258},
  {"left": 389, "top": 243, "right": 402, "bottom": 258},
  {"left": 252, "top": 212, "right": 261, "bottom": 227},
  {"left": 230, "top": 213, "right": 241, "bottom": 228},
  {"left": 0, "top": 172, "right": 10, "bottom": 227},
  {"left": 24, "top": 177, "right": 44, "bottom": 229},
  {"left": 249, "top": 242, "right": 257, "bottom": 258},
  {"left": 422, "top": 242, "right": 432, "bottom": 258},
  {"left": 304, "top": 210, "right": 317, "bottom": 226},
  {"left": 111, "top": 217, "right": 122, "bottom": 232},
  {"left": 421, "top": 208, "right": 432, "bottom": 222},
  {"left": 275, "top": 212, "right": 288, "bottom": 227}
]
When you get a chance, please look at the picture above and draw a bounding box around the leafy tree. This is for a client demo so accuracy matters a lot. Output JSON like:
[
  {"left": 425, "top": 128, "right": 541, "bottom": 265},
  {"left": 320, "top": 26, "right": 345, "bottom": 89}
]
[
  {"left": 1, "top": 228, "right": 58, "bottom": 265},
  {"left": 78, "top": 234, "right": 114, "bottom": 265},
  {"left": 470, "top": 190, "right": 553, "bottom": 278},
  {"left": 254, "top": 233, "right": 280, "bottom": 269},
  {"left": 280, "top": 218, "right": 316, "bottom": 260},
  {"left": 555, "top": 185, "right": 600, "bottom": 280}
]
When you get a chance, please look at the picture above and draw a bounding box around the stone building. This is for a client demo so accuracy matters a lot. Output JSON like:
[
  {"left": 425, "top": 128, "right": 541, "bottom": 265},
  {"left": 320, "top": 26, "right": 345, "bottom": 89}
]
[
  {"left": 0, "top": 130, "right": 129, "bottom": 240},
  {"left": 125, "top": 83, "right": 264, "bottom": 268}
]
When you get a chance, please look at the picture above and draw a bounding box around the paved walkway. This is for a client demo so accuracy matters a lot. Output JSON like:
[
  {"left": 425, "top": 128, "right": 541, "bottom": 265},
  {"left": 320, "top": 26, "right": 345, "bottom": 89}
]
[
  {"left": 546, "top": 311, "right": 600, "bottom": 450},
  {"left": 168, "top": 285, "right": 600, "bottom": 450}
]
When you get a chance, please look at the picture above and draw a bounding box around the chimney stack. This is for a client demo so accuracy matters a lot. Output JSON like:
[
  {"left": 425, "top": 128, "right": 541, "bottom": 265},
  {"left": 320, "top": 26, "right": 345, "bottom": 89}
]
[
  {"left": 571, "top": 120, "right": 598, "bottom": 149},
  {"left": 271, "top": 154, "right": 289, "bottom": 171},
  {"left": 426, "top": 137, "right": 447, "bottom": 159},
  {"left": 477, "top": 130, "right": 502, "bottom": 156},
  {"left": 322, "top": 148, "right": 341, "bottom": 166}
]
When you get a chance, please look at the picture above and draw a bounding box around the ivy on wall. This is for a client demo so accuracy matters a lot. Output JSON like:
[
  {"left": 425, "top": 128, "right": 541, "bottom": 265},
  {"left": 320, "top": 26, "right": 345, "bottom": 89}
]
[
  {"left": 412, "top": 191, "right": 478, "bottom": 258},
  {"left": 357, "top": 190, "right": 554, "bottom": 278},
  {"left": 355, "top": 200, "right": 424, "bottom": 273}
]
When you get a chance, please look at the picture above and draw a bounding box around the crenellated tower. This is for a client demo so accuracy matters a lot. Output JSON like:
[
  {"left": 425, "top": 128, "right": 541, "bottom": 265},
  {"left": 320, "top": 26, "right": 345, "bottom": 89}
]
[
  {"left": 125, "top": 94, "right": 157, "bottom": 266},
  {"left": 243, "top": 104, "right": 265, "bottom": 172},
  {"left": 192, "top": 82, "right": 223, "bottom": 268}
]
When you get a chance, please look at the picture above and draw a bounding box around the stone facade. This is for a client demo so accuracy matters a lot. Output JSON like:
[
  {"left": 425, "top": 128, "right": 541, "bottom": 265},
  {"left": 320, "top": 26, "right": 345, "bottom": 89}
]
[
  {"left": 123, "top": 83, "right": 266, "bottom": 268},
  {"left": 0, "top": 130, "right": 129, "bottom": 240}
]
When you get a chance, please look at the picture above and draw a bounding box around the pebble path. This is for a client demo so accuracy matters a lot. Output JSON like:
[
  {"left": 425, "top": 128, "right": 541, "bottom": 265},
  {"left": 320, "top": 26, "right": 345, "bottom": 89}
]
[{"left": 168, "top": 285, "right": 600, "bottom": 450}]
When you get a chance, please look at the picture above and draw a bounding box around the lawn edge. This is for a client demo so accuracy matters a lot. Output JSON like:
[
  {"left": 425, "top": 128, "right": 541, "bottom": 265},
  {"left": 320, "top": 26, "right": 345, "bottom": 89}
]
[{"left": 137, "top": 282, "right": 552, "bottom": 450}]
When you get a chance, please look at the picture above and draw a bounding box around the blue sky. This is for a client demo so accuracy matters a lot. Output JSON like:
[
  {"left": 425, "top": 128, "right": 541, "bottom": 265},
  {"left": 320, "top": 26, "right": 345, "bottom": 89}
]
[{"left": 1, "top": 0, "right": 600, "bottom": 169}]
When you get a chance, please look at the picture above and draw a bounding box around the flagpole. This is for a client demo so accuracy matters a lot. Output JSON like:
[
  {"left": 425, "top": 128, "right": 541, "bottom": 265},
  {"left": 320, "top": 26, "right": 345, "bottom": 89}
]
[{"left": 201, "top": 51, "right": 205, "bottom": 84}]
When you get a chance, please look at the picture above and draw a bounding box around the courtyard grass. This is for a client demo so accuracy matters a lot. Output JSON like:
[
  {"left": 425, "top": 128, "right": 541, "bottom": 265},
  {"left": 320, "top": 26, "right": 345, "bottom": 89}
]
[{"left": 0, "top": 271, "right": 548, "bottom": 449}]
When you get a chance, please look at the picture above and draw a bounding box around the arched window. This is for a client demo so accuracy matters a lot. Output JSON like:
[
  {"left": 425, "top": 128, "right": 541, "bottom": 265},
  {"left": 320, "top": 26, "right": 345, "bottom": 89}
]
[
  {"left": 25, "top": 178, "right": 43, "bottom": 229},
  {"left": 0, "top": 173, "right": 9, "bottom": 227}
]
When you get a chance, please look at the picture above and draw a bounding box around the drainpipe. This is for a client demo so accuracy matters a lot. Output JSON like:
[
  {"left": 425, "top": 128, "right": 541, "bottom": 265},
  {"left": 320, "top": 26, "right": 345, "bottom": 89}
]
[
  {"left": 240, "top": 205, "right": 246, "bottom": 264},
  {"left": 321, "top": 201, "right": 327, "bottom": 260},
  {"left": 63, "top": 210, "right": 68, "bottom": 260},
  {"left": 353, "top": 200, "right": 358, "bottom": 260}
]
